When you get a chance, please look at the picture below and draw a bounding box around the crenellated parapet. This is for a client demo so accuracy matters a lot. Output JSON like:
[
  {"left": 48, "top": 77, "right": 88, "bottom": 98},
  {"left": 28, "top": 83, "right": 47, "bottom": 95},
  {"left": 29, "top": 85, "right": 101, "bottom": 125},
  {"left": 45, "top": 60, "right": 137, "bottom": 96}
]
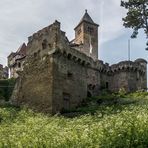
[
  {"left": 110, "top": 59, "right": 147, "bottom": 75},
  {"left": 54, "top": 43, "right": 147, "bottom": 75},
  {"left": 51, "top": 45, "right": 109, "bottom": 73},
  {"left": 51, "top": 44, "right": 147, "bottom": 76}
]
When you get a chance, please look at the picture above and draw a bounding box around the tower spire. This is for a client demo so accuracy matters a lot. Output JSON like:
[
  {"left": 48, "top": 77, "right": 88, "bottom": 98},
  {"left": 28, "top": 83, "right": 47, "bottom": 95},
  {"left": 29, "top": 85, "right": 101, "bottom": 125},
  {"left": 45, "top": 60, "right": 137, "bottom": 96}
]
[{"left": 74, "top": 10, "right": 99, "bottom": 59}]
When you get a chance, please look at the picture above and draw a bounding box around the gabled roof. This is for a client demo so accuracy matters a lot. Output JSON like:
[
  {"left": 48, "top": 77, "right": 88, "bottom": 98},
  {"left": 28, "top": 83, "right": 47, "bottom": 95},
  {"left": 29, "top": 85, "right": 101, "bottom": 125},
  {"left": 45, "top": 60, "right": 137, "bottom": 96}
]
[
  {"left": 75, "top": 10, "right": 99, "bottom": 30},
  {"left": 7, "top": 43, "right": 27, "bottom": 58},
  {"left": 7, "top": 52, "right": 16, "bottom": 58},
  {"left": 16, "top": 43, "right": 27, "bottom": 55}
]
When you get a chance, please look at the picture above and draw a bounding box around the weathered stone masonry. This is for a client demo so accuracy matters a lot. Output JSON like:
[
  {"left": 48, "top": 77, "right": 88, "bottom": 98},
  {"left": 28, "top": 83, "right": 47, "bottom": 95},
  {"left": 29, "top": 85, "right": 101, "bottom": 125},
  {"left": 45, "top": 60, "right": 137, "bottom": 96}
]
[
  {"left": 0, "top": 64, "right": 8, "bottom": 79},
  {"left": 11, "top": 11, "right": 147, "bottom": 114}
]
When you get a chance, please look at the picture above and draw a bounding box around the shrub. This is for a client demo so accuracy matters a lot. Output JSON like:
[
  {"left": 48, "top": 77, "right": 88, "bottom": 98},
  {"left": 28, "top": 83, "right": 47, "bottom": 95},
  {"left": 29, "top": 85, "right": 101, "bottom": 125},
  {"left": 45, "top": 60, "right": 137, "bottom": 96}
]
[
  {"left": 0, "top": 78, "right": 16, "bottom": 101},
  {"left": 118, "top": 87, "right": 127, "bottom": 97}
]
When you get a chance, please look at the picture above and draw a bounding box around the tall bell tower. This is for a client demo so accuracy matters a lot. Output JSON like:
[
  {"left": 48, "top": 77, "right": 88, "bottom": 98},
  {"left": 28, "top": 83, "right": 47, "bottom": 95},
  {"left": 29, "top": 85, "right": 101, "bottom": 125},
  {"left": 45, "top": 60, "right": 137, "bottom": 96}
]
[{"left": 74, "top": 10, "right": 99, "bottom": 59}]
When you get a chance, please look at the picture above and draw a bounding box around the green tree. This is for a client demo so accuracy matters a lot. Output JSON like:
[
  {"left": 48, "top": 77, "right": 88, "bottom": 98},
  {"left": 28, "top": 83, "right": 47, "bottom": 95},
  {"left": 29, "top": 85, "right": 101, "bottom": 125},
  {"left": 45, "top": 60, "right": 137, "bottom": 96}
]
[{"left": 121, "top": 0, "right": 148, "bottom": 50}]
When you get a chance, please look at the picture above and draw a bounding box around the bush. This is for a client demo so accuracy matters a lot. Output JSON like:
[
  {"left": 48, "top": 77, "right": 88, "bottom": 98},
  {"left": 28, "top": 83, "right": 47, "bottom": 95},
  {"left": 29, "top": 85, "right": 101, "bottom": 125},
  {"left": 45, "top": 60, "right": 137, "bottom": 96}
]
[
  {"left": 118, "top": 87, "right": 127, "bottom": 97},
  {"left": 0, "top": 78, "right": 16, "bottom": 101}
]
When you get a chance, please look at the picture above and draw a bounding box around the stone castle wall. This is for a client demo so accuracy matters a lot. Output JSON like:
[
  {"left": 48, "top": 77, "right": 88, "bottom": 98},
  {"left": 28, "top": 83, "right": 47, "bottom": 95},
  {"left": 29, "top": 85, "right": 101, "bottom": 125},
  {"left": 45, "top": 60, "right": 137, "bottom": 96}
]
[
  {"left": 0, "top": 64, "right": 8, "bottom": 79},
  {"left": 12, "top": 55, "right": 54, "bottom": 113},
  {"left": 52, "top": 53, "right": 87, "bottom": 113},
  {"left": 109, "top": 60, "right": 147, "bottom": 92},
  {"left": 11, "top": 20, "right": 147, "bottom": 114},
  {"left": 26, "top": 20, "right": 69, "bottom": 59}
]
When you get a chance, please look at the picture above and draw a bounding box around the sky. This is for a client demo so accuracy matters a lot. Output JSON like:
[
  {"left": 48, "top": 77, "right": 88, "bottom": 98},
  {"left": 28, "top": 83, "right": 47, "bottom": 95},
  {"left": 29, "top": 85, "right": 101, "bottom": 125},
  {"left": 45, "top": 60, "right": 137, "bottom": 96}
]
[{"left": 0, "top": 0, "right": 148, "bottom": 66}]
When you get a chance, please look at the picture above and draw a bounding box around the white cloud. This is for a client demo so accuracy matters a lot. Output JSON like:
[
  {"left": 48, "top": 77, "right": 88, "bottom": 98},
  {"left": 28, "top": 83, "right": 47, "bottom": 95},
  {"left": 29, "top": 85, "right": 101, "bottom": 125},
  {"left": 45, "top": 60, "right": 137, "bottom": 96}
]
[
  {"left": 0, "top": 0, "right": 127, "bottom": 66},
  {"left": 99, "top": 0, "right": 127, "bottom": 44}
]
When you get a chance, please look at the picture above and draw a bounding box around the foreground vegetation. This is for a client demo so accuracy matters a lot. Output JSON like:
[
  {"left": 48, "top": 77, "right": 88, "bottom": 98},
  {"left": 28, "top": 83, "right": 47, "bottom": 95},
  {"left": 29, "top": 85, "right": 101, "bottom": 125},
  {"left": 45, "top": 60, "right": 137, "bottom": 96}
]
[
  {"left": 0, "top": 91, "right": 148, "bottom": 147},
  {"left": 0, "top": 79, "right": 15, "bottom": 101}
]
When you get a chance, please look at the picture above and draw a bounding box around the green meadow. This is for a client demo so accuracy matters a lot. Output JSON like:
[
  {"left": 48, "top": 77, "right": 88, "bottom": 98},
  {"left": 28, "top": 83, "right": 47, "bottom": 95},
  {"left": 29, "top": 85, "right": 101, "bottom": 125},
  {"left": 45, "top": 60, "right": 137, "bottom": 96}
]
[{"left": 0, "top": 91, "right": 148, "bottom": 148}]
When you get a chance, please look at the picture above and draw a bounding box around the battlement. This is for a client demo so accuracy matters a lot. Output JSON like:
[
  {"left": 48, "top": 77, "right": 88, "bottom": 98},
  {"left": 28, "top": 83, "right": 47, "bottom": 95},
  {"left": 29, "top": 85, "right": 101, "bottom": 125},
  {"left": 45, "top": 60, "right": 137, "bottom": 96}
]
[
  {"left": 110, "top": 60, "right": 147, "bottom": 74},
  {"left": 54, "top": 46, "right": 147, "bottom": 75},
  {"left": 52, "top": 46, "right": 109, "bottom": 73}
]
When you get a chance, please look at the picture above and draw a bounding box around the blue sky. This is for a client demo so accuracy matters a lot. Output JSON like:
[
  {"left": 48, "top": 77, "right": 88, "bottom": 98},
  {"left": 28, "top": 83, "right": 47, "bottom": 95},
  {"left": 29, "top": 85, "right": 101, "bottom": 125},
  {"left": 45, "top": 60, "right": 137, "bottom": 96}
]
[{"left": 0, "top": 0, "right": 147, "bottom": 66}]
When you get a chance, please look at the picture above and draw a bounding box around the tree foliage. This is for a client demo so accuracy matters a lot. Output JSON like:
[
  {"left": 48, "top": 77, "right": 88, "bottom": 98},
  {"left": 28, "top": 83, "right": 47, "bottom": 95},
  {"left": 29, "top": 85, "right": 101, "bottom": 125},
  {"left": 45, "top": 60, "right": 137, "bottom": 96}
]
[{"left": 121, "top": 0, "right": 148, "bottom": 49}]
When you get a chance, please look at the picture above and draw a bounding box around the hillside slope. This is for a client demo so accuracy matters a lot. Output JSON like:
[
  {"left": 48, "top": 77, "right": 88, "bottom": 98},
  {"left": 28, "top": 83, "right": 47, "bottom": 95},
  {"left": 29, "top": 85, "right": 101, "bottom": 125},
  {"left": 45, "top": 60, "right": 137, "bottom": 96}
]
[{"left": 0, "top": 91, "right": 148, "bottom": 147}]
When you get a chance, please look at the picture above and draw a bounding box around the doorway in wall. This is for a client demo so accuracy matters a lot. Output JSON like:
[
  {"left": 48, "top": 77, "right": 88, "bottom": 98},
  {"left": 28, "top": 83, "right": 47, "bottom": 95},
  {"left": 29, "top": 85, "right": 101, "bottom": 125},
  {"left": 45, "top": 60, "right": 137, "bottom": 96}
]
[
  {"left": 106, "top": 82, "right": 109, "bottom": 89},
  {"left": 63, "top": 92, "right": 70, "bottom": 110}
]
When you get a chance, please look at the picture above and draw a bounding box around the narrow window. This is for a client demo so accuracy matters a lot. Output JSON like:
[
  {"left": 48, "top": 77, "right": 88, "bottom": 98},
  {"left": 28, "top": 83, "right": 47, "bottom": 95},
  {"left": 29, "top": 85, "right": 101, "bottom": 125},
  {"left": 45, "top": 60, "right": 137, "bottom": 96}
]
[
  {"left": 67, "top": 54, "right": 72, "bottom": 59},
  {"left": 48, "top": 43, "right": 51, "bottom": 48},
  {"left": 106, "top": 82, "right": 109, "bottom": 89},
  {"left": 34, "top": 52, "right": 37, "bottom": 57},
  {"left": 42, "top": 39, "right": 47, "bottom": 50},
  {"left": 87, "top": 91, "right": 92, "bottom": 97},
  {"left": 87, "top": 27, "right": 94, "bottom": 34},
  {"left": 67, "top": 72, "right": 73, "bottom": 78},
  {"left": 18, "top": 63, "right": 21, "bottom": 68}
]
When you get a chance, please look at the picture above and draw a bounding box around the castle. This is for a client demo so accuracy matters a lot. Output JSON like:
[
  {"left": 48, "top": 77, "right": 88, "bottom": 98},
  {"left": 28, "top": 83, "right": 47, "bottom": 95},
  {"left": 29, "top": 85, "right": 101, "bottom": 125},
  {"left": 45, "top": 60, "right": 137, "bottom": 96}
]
[{"left": 11, "top": 10, "right": 147, "bottom": 114}]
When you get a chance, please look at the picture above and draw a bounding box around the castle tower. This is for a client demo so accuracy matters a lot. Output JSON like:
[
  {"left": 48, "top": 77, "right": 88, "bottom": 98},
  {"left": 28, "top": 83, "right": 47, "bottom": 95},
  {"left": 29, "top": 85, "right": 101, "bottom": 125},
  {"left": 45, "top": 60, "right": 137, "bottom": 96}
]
[{"left": 74, "top": 10, "right": 99, "bottom": 59}]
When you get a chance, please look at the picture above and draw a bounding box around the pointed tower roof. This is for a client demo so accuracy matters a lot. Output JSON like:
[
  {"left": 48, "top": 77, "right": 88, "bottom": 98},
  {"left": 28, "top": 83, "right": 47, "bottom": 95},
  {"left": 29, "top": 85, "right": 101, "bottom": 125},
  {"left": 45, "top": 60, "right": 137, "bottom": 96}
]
[
  {"left": 75, "top": 10, "right": 99, "bottom": 30},
  {"left": 80, "top": 9, "right": 94, "bottom": 24}
]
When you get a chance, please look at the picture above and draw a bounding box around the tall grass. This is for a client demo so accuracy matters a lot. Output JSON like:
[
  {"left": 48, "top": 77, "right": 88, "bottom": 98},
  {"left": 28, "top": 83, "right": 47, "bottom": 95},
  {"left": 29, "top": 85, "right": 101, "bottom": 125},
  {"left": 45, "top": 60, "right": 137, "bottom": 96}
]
[{"left": 0, "top": 92, "right": 148, "bottom": 147}]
